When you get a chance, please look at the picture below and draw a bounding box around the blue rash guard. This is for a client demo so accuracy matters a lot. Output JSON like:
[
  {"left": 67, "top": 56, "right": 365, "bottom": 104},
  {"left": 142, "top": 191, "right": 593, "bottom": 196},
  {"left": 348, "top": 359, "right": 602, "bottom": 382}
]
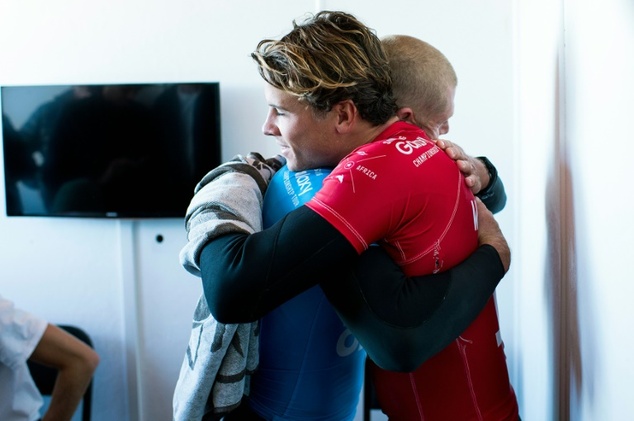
[{"left": 248, "top": 166, "right": 366, "bottom": 421}]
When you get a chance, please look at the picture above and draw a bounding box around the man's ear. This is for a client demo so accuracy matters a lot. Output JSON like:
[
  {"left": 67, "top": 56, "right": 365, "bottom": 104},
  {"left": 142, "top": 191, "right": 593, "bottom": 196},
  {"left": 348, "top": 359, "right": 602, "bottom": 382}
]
[
  {"left": 333, "top": 100, "right": 358, "bottom": 133},
  {"left": 396, "top": 107, "right": 416, "bottom": 124}
]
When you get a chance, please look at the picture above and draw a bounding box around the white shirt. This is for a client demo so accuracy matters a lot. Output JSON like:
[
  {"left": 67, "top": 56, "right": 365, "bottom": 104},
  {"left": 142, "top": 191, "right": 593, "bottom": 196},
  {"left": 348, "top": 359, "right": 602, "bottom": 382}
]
[{"left": 0, "top": 296, "right": 47, "bottom": 421}]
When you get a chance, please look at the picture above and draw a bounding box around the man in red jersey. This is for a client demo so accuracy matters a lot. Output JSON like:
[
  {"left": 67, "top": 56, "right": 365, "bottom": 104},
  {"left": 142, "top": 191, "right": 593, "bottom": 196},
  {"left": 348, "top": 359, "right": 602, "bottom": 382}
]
[
  {"left": 360, "top": 35, "right": 519, "bottom": 420},
  {"left": 178, "top": 11, "right": 512, "bottom": 420}
]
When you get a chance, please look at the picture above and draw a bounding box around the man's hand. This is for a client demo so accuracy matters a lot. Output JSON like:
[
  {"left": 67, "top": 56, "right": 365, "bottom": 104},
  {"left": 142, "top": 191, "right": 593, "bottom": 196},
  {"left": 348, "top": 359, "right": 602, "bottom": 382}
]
[
  {"left": 476, "top": 198, "right": 510, "bottom": 272},
  {"left": 433, "top": 138, "right": 490, "bottom": 195},
  {"left": 236, "top": 152, "right": 286, "bottom": 184}
]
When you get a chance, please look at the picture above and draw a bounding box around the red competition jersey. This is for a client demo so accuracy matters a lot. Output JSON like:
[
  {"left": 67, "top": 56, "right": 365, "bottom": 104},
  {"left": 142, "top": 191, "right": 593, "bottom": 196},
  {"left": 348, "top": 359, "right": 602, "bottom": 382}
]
[{"left": 306, "top": 121, "right": 518, "bottom": 420}]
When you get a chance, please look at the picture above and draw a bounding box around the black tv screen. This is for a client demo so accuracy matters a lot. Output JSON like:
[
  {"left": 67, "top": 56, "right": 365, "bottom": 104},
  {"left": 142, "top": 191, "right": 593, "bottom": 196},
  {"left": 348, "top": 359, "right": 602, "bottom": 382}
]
[{"left": 2, "top": 82, "right": 221, "bottom": 218}]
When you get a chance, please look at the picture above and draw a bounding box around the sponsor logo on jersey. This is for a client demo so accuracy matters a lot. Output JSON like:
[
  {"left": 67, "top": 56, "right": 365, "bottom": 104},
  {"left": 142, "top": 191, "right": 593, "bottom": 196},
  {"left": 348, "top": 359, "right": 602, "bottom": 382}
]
[
  {"left": 395, "top": 136, "right": 429, "bottom": 155},
  {"left": 294, "top": 171, "right": 316, "bottom": 197},
  {"left": 412, "top": 146, "right": 440, "bottom": 167},
  {"left": 381, "top": 136, "right": 405, "bottom": 145},
  {"left": 355, "top": 165, "right": 377, "bottom": 180},
  {"left": 336, "top": 328, "right": 362, "bottom": 357}
]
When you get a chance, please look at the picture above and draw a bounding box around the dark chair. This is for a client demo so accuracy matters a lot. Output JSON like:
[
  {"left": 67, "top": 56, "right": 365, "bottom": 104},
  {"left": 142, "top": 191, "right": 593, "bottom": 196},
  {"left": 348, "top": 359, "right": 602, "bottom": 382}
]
[
  {"left": 363, "top": 358, "right": 382, "bottom": 421},
  {"left": 27, "top": 325, "right": 94, "bottom": 421}
]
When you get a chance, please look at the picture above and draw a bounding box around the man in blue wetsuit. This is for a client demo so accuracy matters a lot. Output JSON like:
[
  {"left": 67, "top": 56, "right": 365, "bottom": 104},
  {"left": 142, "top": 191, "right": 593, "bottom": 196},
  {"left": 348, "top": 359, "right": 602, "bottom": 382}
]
[
  {"left": 175, "top": 11, "right": 510, "bottom": 421},
  {"left": 245, "top": 167, "right": 365, "bottom": 420}
]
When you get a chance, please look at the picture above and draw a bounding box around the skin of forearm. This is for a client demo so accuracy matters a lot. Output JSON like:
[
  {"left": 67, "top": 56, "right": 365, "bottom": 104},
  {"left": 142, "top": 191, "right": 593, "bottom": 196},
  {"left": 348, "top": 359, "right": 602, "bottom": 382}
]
[
  {"left": 42, "top": 368, "right": 93, "bottom": 421},
  {"left": 473, "top": 158, "right": 491, "bottom": 194},
  {"left": 31, "top": 325, "right": 100, "bottom": 421},
  {"left": 42, "top": 360, "right": 98, "bottom": 421},
  {"left": 476, "top": 200, "right": 511, "bottom": 272}
]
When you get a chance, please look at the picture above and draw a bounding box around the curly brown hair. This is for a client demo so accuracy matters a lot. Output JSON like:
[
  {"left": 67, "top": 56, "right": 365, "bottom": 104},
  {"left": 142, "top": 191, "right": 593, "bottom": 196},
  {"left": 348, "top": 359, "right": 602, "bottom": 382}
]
[{"left": 252, "top": 11, "right": 397, "bottom": 125}]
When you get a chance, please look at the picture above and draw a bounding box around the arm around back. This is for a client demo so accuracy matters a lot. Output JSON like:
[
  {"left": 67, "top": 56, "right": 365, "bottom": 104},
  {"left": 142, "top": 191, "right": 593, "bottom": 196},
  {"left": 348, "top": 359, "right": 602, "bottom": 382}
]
[
  {"left": 200, "top": 205, "right": 358, "bottom": 323},
  {"left": 320, "top": 243, "right": 505, "bottom": 372}
]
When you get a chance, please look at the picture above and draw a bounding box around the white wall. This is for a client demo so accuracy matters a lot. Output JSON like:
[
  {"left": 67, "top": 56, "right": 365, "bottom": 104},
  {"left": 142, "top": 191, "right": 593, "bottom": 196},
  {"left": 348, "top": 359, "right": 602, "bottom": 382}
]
[
  {"left": 560, "top": 0, "right": 634, "bottom": 419},
  {"left": 4, "top": 0, "right": 631, "bottom": 420},
  {"left": 515, "top": 0, "right": 634, "bottom": 420}
]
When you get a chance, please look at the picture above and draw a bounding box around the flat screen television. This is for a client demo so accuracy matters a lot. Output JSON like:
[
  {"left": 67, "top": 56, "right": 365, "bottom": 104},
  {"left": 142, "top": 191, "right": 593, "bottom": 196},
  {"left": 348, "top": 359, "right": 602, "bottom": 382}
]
[{"left": 2, "top": 82, "right": 221, "bottom": 218}]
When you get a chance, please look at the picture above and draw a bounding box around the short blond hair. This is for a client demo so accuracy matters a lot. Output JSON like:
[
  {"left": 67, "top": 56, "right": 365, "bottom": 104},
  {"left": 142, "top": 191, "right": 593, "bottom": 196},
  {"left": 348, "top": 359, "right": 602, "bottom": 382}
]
[{"left": 382, "top": 35, "right": 457, "bottom": 118}]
